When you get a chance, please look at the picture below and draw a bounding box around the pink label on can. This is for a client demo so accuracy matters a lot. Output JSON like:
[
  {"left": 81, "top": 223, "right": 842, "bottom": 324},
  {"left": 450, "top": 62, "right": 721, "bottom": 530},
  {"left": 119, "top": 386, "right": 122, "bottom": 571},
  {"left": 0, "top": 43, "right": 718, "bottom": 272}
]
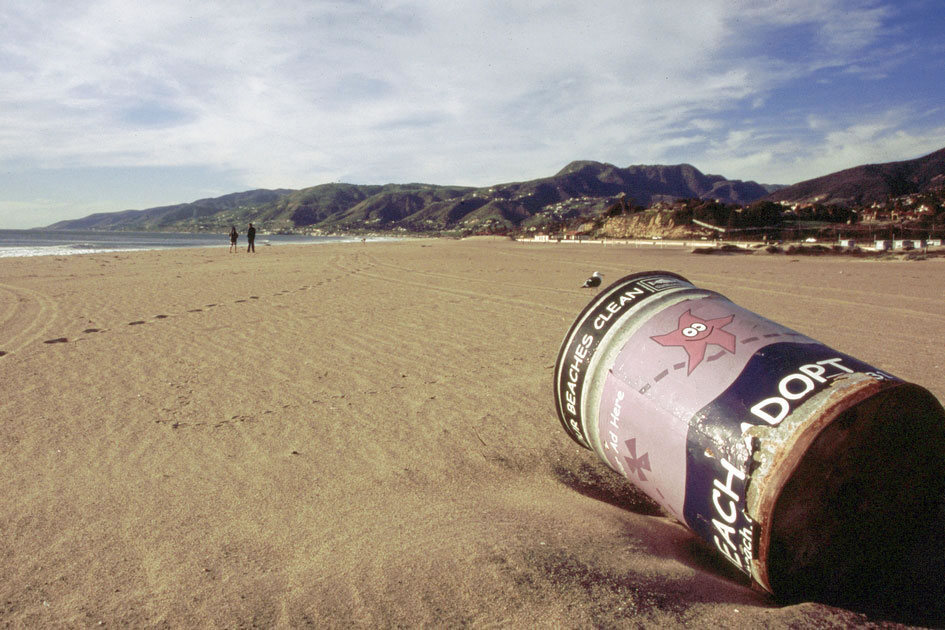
[{"left": 597, "top": 295, "right": 815, "bottom": 518}]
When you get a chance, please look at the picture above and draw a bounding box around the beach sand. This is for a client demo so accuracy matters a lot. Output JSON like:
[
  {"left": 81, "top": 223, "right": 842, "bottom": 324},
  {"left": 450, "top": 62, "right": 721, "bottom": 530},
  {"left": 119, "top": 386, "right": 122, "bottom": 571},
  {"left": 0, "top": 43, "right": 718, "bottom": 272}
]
[{"left": 1, "top": 239, "right": 944, "bottom": 628}]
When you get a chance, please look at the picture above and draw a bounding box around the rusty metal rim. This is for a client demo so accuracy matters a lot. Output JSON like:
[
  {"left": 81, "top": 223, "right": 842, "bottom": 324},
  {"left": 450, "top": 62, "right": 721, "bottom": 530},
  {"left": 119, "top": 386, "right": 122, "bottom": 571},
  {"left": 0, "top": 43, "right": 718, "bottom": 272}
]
[{"left": 749, "top": 376, "right": 890, "bottom": 593}]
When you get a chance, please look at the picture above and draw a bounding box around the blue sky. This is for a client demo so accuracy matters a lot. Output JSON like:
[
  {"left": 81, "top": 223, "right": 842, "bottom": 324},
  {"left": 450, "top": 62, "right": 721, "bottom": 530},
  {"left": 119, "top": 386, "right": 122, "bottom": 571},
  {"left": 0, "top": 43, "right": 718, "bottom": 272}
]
[{"left": 1, "top": 0, "right": 944, "bottom": 229}]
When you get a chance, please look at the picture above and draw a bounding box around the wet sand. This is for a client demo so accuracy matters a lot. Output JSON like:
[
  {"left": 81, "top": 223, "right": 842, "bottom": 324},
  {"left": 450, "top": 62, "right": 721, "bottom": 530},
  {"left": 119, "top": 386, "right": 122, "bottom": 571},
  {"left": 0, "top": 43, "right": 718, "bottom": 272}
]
[{"left": 1, "top": 239, "right": 943, "bottom": 627}]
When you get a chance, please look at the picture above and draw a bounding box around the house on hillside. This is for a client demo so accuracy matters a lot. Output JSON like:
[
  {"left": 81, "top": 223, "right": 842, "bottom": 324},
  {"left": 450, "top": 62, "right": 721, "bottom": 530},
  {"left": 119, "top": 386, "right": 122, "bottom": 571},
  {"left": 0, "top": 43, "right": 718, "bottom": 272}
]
[{"left": 859, "top": 208, "right": 890, "bottom": 222}]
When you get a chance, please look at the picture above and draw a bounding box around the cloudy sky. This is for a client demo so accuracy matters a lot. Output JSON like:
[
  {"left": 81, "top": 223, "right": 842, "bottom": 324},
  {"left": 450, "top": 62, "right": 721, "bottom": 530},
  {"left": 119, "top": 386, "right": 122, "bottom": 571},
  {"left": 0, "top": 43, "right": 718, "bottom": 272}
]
[{"left": 2, "top": 0, "right": 944, "bottom": 228}]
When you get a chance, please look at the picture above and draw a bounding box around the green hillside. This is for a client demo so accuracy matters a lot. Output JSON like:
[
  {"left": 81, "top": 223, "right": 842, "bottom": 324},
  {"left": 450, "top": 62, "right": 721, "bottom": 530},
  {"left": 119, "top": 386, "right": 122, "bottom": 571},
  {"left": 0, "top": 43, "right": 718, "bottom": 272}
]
[{"left": 45, "top": 162, "right": 771, "bottom": 234}]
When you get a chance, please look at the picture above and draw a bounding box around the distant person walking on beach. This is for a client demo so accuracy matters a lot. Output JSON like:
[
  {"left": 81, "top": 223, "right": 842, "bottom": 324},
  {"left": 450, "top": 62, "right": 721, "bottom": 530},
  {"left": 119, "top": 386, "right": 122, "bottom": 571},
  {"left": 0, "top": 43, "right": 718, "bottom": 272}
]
[
  {"left": 229, "top": 226, "right": 238, "bottom": 253},
  {"left": 247, "top": 223, "right": 256, "bottom": 253}
]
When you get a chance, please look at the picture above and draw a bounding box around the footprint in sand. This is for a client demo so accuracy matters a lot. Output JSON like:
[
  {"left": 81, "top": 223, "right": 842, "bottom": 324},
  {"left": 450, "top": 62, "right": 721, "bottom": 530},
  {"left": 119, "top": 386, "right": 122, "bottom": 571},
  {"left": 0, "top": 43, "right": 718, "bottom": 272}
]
[
  {"left": 235, "top": 299, "right": 247, "bottom": 303},
  {"left": 83, "top": 328, "right": 102, "bottom": 333},
  {"left": 249, "top": 296, "right": 259, "bottom": 300},
  {"left": 44, "top": 337, "right": 69, "bottom": 344},
  {"left": 187, "top": 308, "right": 203, "bottom": 313},
  {"left": 0, "top": 351, "right": 8, "bottom": 357},
  {"left": 205, "top": 304, "right": 217, "bottom": 308},
  {"left": 128, "top": 321, "right": 147, "bottom": 326},
  {"left": 154, "top": 315, "right": 169, "bottom": 319}
]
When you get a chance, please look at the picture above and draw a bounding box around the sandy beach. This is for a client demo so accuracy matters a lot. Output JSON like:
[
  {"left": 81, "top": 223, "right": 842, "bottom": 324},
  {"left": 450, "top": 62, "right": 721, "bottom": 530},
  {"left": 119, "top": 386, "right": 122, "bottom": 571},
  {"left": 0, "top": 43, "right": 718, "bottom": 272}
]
[{"left": 2, "top": 238, "right": 944, "bottom": 628}]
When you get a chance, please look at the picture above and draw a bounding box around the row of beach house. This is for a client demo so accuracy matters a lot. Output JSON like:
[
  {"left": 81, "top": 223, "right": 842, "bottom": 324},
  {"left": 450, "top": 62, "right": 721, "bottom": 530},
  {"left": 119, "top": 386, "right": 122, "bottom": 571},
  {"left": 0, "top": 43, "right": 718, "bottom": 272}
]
[
  {"left": 527, "top": 234, "right": 942, "bottom": 250},
  {"left": 842, "top": 238, "right": 943, "bottom": 250}
]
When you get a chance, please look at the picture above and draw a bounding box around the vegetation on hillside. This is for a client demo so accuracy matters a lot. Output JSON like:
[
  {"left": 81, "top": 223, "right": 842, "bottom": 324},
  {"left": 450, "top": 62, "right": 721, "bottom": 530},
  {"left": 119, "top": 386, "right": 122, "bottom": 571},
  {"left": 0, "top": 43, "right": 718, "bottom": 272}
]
[{"left": 43, "top": 148, "right": 945, "bottom": 241}]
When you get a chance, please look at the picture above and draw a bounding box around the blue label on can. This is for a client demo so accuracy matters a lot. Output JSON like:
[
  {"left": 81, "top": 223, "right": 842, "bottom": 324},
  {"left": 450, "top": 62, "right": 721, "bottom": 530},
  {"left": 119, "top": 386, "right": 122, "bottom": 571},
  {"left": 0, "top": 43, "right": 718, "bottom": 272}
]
[{"left": 682, "top": 342, "right": 902, "bottom": 574}]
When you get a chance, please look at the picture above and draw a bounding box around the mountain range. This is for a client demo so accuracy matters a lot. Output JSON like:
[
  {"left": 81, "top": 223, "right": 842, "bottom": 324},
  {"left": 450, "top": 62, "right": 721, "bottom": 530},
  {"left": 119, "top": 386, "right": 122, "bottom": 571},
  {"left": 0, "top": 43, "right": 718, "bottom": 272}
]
[{"left": 44, "top": 147, "right": 945, "bottom": 233}]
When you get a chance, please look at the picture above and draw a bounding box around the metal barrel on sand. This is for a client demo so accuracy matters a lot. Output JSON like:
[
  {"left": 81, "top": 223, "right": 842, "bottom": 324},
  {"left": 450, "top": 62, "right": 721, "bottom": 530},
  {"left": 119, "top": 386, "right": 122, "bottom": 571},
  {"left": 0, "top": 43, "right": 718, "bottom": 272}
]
[{"left": 554, "top": 271, "right": 945, "bottom": 600}]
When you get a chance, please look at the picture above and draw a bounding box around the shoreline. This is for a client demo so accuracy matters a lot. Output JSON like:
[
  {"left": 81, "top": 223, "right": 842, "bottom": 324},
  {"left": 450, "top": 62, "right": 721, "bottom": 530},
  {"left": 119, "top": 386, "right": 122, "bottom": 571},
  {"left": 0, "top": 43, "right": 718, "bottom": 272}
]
[
  {"left": 0, "top": 228, "right": 407, "bottom": 259},
  {"left": 4, "top": 224, "right": 941, "bottom": 260}
]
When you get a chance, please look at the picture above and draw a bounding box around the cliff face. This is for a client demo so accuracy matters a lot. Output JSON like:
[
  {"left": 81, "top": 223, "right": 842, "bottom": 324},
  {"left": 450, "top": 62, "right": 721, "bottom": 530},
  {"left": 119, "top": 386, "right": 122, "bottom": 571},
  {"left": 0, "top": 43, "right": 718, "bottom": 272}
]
[{"left": 594, "top": 212, "right": 711, "bottom": 239}]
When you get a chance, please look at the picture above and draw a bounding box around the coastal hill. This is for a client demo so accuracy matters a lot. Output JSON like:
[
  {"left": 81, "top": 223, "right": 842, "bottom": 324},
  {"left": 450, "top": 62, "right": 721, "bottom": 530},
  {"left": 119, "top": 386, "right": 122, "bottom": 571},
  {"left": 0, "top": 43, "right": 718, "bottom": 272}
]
[
  {"left": 763, "top": 147, "right": 945, "bottom": 206},
  {"left": 44, "top": 162, "right": 771, "bottom": 233},
  {"left": 43, "top": 147, "right": 945, "bottom": 233},
  {"left": 46, "top": 188, "right": 294, "bottom": 231}
]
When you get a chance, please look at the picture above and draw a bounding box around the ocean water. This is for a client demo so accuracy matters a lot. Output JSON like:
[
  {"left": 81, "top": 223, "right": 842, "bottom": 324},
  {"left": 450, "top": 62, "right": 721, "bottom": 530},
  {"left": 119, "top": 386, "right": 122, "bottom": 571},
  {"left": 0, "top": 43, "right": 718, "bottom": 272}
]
[{"left": 0, "top": 229, "right": 374, "bottom": 258}]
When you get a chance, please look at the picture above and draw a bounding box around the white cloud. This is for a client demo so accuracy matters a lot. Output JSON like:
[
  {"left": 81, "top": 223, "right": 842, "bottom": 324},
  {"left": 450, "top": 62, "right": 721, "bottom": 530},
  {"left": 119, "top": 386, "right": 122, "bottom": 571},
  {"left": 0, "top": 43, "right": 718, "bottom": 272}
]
[
  {"left": 805, "top": 119, "right": 945, "bottom": 174},
  {"left": 0, "top": 198, "right": 102, "bottom": 229},
  {"left": 0, "top": 2, "right": 735, "bottom": 176},
  {"left": 0, "top": 0, "right": 942, "bottom": 225},
  {"left": 708, "top": 112, "right": 945, "bottom": 184},
  {"left": 807, "top": 114, "right": 829, "bottom": 131}
]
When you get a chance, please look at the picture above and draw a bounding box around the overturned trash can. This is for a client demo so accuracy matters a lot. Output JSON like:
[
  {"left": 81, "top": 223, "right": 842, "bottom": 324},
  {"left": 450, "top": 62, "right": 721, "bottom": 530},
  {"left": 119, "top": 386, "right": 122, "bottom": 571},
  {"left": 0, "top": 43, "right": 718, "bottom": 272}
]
[{"left": 554, "top": 271, "right": 945, "bottom": 600}]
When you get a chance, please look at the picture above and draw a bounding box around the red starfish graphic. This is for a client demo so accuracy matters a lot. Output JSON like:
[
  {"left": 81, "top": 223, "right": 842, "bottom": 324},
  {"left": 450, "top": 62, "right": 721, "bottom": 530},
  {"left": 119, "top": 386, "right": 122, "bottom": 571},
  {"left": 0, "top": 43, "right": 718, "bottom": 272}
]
[
  {"left": 624, "top": 438, "right": 651, "bottom": 482},
  {"left": 650, "top": 309, "right": 736, "bottom": 374}
]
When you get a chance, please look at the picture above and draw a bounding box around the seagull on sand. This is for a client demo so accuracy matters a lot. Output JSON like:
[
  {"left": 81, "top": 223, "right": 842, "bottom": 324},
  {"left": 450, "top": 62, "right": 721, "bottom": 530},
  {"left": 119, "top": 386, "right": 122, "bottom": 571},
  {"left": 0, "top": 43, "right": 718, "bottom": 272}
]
[{"left": 581, "top": 271, "right": 603, "bottom": 289}]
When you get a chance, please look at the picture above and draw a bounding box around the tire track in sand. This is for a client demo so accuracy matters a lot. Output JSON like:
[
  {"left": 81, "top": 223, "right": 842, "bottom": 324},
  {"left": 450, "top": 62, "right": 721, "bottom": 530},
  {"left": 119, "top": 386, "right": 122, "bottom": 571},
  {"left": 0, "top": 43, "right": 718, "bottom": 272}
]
[
  {"left": 341, "top": 252, "right": 577, "bottom": 318},
  {"left": 0, "top": 283, "right": 60, "bottom": 356},
  {"left": 484, "top": 246, "right": 945, "bottom": 326},
  {"left": 683, "top": 270, "right": 945, "bottom": 326}
]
